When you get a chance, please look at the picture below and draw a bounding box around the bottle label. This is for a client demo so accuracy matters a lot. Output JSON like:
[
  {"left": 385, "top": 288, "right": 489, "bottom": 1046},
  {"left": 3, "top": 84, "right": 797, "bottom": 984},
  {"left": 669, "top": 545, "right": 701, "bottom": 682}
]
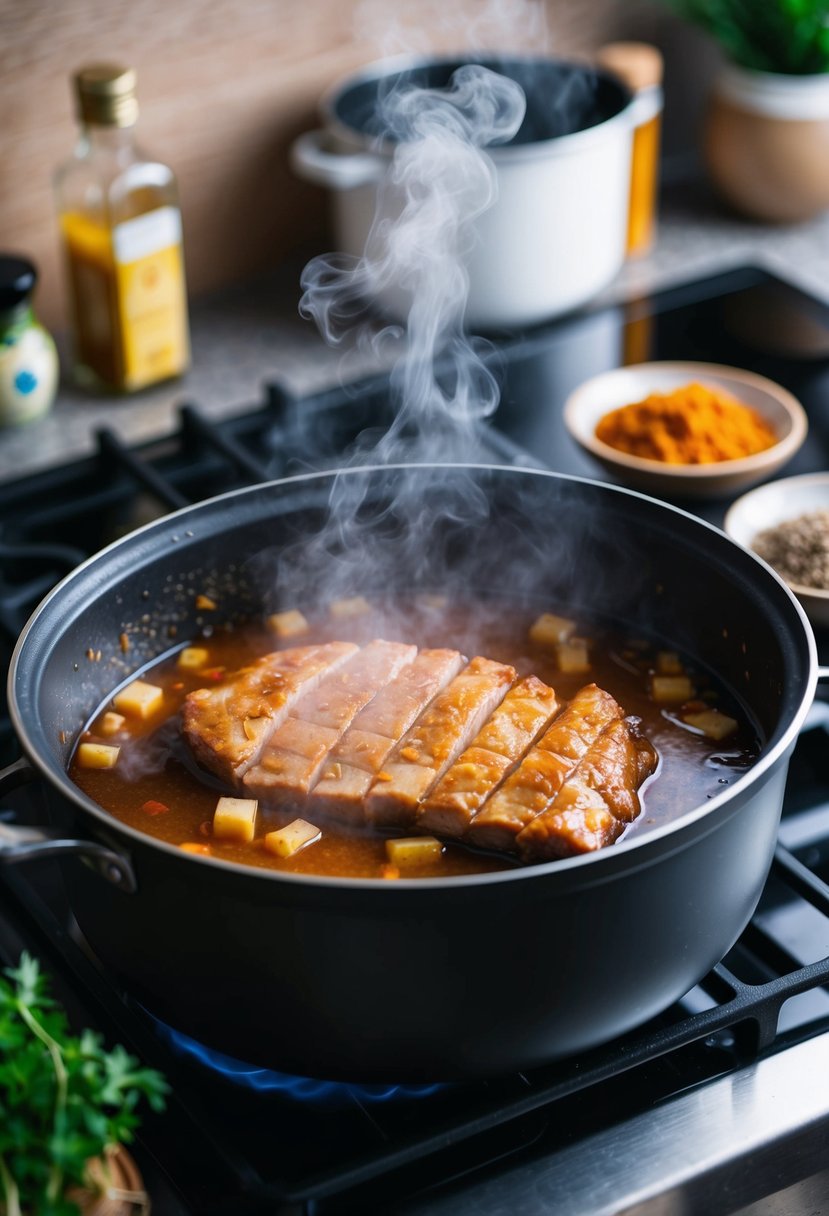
[{"left": 112, "top": 207, "right": 189, "bottom": 390}]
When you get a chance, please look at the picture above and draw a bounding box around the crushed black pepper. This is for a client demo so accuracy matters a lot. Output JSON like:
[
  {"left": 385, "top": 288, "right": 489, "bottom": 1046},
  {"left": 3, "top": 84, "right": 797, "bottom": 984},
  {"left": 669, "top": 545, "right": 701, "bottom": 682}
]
[{"left": 752, "top": 509, "right": 829, "bottom": 590}]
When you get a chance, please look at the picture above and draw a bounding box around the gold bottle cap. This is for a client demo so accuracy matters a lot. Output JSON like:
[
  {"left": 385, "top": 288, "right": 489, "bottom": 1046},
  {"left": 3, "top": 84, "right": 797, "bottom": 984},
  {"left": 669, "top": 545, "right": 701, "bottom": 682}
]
[
  {"left": 596, "top": 43, "right": 664, "bottom": 94},
  {"left": 74, "top": 64, "right": 139, "bottom": 127}
]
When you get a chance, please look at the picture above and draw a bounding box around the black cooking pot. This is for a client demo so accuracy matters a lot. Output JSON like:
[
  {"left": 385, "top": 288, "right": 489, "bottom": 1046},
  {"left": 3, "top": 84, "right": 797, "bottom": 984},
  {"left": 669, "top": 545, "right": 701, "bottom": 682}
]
[{"left": 0, "top": 466, "right": 820, "bottom": 1081}]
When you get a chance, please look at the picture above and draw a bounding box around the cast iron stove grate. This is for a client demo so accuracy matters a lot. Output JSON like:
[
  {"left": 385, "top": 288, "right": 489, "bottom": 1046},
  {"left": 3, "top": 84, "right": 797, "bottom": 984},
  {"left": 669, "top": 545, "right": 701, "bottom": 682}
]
[{"left": 2, "top": 265, "right": 829, "bottom": 1214}]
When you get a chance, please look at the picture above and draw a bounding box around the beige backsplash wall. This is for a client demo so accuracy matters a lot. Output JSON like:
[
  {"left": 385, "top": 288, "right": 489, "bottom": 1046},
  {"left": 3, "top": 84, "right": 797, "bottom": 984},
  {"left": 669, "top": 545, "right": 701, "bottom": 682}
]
[{"left": 2, "top": 0, "right": 667, "bottom": 330}]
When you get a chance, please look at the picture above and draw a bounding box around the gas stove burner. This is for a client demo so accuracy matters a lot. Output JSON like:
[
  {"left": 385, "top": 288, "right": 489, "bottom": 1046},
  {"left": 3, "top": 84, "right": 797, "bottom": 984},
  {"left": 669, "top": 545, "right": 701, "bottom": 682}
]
[{"left": 150, "top": 1013, "right": 447, "bottom": 1106}]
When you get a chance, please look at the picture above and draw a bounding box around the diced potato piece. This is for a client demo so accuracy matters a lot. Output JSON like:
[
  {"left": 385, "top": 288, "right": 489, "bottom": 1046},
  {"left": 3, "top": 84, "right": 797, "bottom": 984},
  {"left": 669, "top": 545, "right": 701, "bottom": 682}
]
[
  {"left": 683, "top": 709, "right": 738, "bottom": 741},
  {"left": 263, "top": 818, "right": 321, "bottom": 858},
  {"left": 195, "top": 594, "right": 217, "bottom": 611},
  {"left": 657, "top": 651, "right": 684, "bottom": 676},
  {"left": 213, "top": 796, "right": 258, "bottom": 843},
  {"left": 529, "top": 613, "right": 577, "bottom": 647},
  {"left": 180, "top": 842, "right": 211, "bottom": 856},
  {"left": 385, "top": 837, "right": 444, "bottom": 868},
  {"left": 651, "top": 675, "right": 694, "bottom": 703},
  {"left": 98, "top": 711, "right": 126, "bottom": 737},
  {"left": 177, "top": 646, "right": 210, "bottom": 671},
  {"left": 266, "top": 609, "right": 309, "bottom": 638},
  {"left": 77, "top": 742, "right": 120, "bottom": 770},
  {"left": 557, "top": 639, "right": 591, "bottom": 674},
  {"left": 113, "top": 679, "right": 164, "bottom": 720},
  {"left": 329, "top": 596, "right": 370, "bottom": 619}
]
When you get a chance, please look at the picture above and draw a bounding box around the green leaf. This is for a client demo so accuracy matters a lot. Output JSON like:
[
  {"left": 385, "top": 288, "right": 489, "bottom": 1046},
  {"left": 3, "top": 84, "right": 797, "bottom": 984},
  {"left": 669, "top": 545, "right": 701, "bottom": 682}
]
[{"left": 0, "top": 954, "right": 167, "bottom": 1213}]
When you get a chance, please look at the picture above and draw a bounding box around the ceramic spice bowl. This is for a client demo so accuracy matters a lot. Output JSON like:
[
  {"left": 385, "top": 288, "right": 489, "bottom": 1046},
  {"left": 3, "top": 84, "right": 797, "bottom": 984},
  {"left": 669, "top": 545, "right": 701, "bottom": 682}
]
[{"left": 562, "top": 360, "right": 808, "bottom": 500}]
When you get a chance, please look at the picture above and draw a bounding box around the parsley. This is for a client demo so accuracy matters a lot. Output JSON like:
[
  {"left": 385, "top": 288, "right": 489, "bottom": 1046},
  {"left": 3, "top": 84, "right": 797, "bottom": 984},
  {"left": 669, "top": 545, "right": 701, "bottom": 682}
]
[{"left": 0, "top": 953, "right": 167, "bottom": 1216}]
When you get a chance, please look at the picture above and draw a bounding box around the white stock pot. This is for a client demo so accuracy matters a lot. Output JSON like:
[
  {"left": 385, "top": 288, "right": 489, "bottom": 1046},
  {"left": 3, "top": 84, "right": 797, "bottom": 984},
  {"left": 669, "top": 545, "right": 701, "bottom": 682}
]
[{"left": 291, "top": 55, "right": 636, "bottom": 330}]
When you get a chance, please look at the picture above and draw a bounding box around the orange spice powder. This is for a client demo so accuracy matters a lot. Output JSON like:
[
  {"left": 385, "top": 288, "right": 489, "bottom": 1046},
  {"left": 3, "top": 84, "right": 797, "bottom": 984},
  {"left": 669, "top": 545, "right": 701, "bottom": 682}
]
[{"left": 595, "top": 381, "right": 777, "bottom": 465}]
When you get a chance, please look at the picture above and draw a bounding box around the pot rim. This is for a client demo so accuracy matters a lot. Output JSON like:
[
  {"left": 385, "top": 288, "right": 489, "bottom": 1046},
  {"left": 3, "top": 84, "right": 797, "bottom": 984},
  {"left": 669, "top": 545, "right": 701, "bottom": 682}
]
[
  {"left": 319, "top": 51, "right": 636, "bottom": 163},
  {"left": 9, "top": 463, "right": 818, "bottom": 891}
]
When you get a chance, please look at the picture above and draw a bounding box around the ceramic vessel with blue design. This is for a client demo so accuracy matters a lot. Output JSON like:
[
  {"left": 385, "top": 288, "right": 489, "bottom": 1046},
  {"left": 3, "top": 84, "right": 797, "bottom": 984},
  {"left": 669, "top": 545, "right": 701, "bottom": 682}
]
[{"left": 0, "top": 256, "right": 58, "bottom": 426}]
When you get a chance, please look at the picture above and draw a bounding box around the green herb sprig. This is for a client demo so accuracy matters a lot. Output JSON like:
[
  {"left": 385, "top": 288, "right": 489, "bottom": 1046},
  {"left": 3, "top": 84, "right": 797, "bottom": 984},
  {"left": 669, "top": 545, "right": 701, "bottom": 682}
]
[
  {"left": 663, "top": 0, "right": 829, "bottom": 74},
  {"left": 0, "top": 954, "right": 167, "bottom": 1216}
]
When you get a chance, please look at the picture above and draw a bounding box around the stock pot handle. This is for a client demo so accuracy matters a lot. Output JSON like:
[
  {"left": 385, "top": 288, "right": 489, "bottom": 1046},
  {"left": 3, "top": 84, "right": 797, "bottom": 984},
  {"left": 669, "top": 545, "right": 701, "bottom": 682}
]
[
  {"left": 290, "top": 129, "right": 386, "bottom": 190},
  {"left": 0, "top": 757, "right": 137, "bottom": 894}
]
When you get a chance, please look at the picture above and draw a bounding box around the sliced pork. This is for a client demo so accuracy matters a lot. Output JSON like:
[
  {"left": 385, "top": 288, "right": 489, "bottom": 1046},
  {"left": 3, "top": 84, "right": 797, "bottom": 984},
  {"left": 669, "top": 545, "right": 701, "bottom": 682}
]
[
  {"left": 516, "top": 717, "right": 659, "bottom": 860},
  {"left": 242, "top": 640, "right": 416, "bottom": 805},
  {"left": 465, "top": 684, "right": 623, "bottom": 852},
  {"left": 364, "top": 656, "right": 517, "bottom": 829},
  {"left": 417, "top": 675, "right": 559, "bottom": 839},
  {"left": 183, "top": 639, "right": 656, "bottom": 864},
  {"left": 310, "top": 648, "right": 465, "bottom": 820},
  {"left": 182, "top": 641, "right": 358, "bottom": 785}
]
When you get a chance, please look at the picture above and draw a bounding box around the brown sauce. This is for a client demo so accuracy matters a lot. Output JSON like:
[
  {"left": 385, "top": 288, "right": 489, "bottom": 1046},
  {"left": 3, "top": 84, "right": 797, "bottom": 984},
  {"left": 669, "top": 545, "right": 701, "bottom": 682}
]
[{"left": 69, "top": 601, "right": 761, "bottom": 879}]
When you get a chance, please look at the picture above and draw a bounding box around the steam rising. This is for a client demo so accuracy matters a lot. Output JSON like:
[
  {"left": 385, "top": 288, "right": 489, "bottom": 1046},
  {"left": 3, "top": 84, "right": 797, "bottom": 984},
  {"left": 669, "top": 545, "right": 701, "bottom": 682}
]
[
  {"left": 274, "top": 66, "right": 528, "bottom": 609},
  {"left": 300, "top": 65, "right": 525, "bottom": 436}
]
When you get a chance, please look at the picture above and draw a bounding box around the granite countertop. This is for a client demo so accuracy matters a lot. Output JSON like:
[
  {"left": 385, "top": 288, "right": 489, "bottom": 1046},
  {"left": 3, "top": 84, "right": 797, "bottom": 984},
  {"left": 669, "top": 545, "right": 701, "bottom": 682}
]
[{"left": 2, "top": 180, "right": 828, "bottom": 483}]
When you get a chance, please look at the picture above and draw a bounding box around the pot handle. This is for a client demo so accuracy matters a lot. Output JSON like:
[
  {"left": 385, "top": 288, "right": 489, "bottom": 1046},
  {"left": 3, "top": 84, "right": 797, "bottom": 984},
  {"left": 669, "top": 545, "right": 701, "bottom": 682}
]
[
  {"left": 290, "top": 129, "right": 386, "bottom": 190},
  {"left": 0, "top": 758, "right": 137, "bottom": 894}
]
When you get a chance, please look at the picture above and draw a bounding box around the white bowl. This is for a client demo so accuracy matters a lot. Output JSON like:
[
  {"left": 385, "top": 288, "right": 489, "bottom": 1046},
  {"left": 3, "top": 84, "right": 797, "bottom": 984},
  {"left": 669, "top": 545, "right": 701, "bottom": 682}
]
[
  {"left": 724, "top": 473, "right": 829, "bottom": 629},
  {"left": 563, "top": 361, "right": 808, "bottom": 499}
]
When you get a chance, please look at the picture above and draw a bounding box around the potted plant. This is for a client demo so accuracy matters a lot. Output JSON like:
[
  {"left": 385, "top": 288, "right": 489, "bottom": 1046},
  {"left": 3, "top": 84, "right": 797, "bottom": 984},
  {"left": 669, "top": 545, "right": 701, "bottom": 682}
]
[
  {"left": 0, "top": 953, "right": 167, "bottom": 1216},
  {"left": 664, "top": 0, "right": 829, "bottom": 221}
]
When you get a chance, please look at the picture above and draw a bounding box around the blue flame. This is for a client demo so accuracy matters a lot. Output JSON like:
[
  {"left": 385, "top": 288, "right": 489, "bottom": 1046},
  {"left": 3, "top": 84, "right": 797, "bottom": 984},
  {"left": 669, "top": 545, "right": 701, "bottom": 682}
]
[{"left": 150, "top": 1015, "right": 446, "bottom": 1106}]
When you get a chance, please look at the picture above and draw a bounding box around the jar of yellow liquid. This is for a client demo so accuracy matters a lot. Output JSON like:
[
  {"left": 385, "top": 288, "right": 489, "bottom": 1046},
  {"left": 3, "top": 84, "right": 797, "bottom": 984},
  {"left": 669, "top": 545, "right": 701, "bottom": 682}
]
[{"left": 54, "top": 65, "right": 190, "bottom": 392}]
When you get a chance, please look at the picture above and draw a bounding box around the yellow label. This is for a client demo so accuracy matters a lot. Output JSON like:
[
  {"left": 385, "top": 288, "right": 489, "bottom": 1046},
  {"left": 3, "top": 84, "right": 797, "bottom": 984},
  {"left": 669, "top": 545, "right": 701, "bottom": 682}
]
[
  {"left": 115, "top": 241, "right": 189, "bottom": 390},
  {"left": 61, "top": 208, "right": 189, "bottom": 391},
  {"left": 113, "top": 207, "right": 189, "bottom": 390}
]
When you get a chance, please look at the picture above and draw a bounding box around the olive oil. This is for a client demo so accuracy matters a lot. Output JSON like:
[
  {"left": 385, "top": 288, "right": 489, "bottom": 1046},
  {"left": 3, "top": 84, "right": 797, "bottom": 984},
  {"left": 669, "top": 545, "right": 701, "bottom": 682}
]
[{"left": 54, "top": 65, "right": 190, "bottom": 392}]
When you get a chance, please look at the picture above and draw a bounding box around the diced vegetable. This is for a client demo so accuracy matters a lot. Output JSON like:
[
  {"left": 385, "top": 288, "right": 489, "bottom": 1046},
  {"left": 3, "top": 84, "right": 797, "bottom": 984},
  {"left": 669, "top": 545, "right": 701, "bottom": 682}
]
[
  {"left": 263, "top": 818, "right": 321, "bottom": 858},
  {"left": 195, "top": 594, "right": 217, "bottom": 611},
  {"left": 77, "top": 742, "right": 120, "bottom": 770},
  {"left": 213, "top": 796, "right": 258, "bottom": 843},
  {"left": 529, "top": 613, "right": 577, "bottom": 647},
  {"left": 98, "top": 711, "right": 126, "bottom": 737},
  {"left": 180, "top": 842, "right": 211, "bottom": 856},
  {"left": 557, "top": 639, "right": 591, "bottom": 674},
  {"left": 141, "top": 800, "right": 169, "bottom": 816},
  {"left": 651, "top": 675, "right": 694, "bottom": 704},
  {"left": 656, "top": 651, "right": 684, "bottom": 676},
  {"left": 385, "top": 837, "right": 443, "bottom": 867},
  {"left": 267, "top": 609, "right": 309, "bottom": 638},
  {"left": 329, "top": 596, "right": 370, "bottom": 619},
  {"left": 113, "top": 679, "right": 164, "bottom": 720},
  {"left": 683, "top": 709, "right": 738, "bottom": 741},
  {"left": 177, "top": 647, "right": 210, "bottom": 671}
]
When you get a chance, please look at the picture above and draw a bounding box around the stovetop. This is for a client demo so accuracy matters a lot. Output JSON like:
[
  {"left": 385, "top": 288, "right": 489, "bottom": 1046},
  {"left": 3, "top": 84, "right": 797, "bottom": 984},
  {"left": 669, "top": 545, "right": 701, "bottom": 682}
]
[{"left": 2, "top": 265, "right": 829, "bottom": 1216}]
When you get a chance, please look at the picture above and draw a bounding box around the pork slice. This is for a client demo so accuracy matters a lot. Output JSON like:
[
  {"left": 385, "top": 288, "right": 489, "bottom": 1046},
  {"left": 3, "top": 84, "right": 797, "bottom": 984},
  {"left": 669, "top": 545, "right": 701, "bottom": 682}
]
[
  {"left": 364, "top": 656, "right": 516, "bottom": 829},
  {"left": 350, "top": 648, "right": 466, "bottom": 740},
  {"left": 294, "top": 640, "right": 417, "bottom": 731},
  {"left": 516, "top": 717, "right": 659, "bottom": 861},
  {"left": 309, "top": 648, "right": 464, "bottom": 820},
  {"left": 465, "top": 684, "right": 623, "bottom": 852},
  {"left": 418, "top": 675, "right": 559, "bottom": 839},
  {"left": 182, "top": 641, "right": 358, "bottom": 785},
  {"left": 243, "top": 640, "right": 416, "bottom": 804}
]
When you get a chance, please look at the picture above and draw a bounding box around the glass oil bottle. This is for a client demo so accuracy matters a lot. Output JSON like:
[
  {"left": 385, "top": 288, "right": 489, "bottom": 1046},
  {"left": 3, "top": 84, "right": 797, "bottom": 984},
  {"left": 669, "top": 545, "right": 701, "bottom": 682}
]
[{"left": 54, "top": 65, "right": 190, "bottom": 392}]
